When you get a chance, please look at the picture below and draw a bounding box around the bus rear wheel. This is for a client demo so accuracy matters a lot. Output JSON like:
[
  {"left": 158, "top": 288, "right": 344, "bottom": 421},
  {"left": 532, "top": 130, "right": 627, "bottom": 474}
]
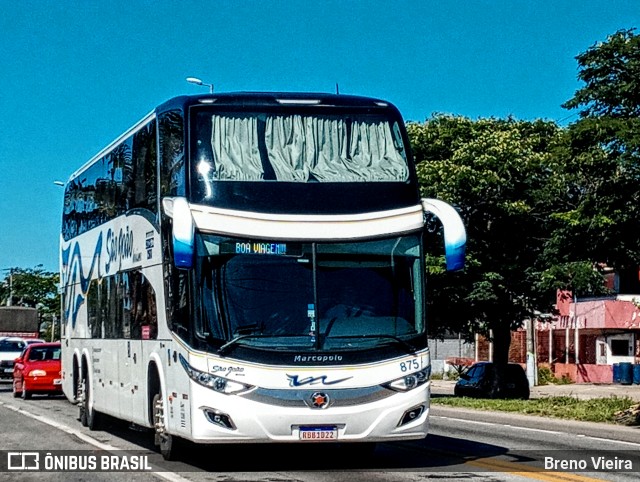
[
  {"left": 77, "top": 379, "right": 88, "bottom": 426},
  {"left": 153, "top": 393, "right": 181, "bottom": 461},
  {"left": 78, "top": 375, "right": 101, "bottom": 430}
]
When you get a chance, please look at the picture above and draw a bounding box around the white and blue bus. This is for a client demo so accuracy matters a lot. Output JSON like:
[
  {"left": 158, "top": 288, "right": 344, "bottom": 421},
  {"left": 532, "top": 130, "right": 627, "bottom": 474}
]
[{"left": 60, "top": 91, "right": 466, "bottom": 460}]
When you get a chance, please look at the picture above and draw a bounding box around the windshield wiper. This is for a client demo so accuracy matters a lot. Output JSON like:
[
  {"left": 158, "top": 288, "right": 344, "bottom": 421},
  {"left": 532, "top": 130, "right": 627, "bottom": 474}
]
[
  {"left": 234, "top": 323, "right": 262, "bottom": 335},
  {"left": 325, "top": 334, "right": 417, "bottom": 353},
  {"left": 218, "top": 334, "right": 271, "bottom": 356},
  {"left": 218, "top": 333, "right": 312, "bottom": 357}
]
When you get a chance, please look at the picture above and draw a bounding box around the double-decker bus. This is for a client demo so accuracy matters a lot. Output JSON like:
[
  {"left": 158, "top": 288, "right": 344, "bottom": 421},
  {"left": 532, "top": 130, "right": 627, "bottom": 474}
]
[{"left": 60, "top": 91, "right": 466, "bottom": 460}]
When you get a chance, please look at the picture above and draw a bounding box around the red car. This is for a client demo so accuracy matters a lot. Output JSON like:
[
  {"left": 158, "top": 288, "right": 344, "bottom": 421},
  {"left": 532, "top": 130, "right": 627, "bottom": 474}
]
[{"left": 12, "top": 342, "right": 62, "bottom": 399}]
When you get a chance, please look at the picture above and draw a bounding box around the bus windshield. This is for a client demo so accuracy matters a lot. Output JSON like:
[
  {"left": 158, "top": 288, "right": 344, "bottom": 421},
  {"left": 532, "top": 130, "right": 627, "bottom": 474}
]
[
  {"left": 194, "top": 233, "right": 424, "bottom": 353},
  {"left": 192, "top": 110, "right": 410, "bottom": 186}
]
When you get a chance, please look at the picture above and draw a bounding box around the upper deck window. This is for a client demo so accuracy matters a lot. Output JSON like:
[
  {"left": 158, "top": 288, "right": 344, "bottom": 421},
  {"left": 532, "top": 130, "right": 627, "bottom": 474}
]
[{"left": 193, "top": 111, "right": 409, "bottom": 189}]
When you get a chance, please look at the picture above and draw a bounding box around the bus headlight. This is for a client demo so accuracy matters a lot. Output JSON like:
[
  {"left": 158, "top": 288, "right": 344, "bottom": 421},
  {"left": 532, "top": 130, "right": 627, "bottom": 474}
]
[
  {"left": 384, "top": 366, "right": 431, "bottom": 392},
  {"left": 179, "top": 354, "right": 253, "bottom": 394},
  {"left": 28, "top": 369, "right": 47, "bottom": 377}
]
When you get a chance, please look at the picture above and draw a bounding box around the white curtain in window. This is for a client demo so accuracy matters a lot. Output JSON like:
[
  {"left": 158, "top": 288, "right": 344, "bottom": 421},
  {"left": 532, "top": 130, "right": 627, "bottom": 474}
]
[
  {"left": 266, "top": 115, "right": 407, "bottom": 182},
  {"left": 265, "top": 115, "right": 311, "bottom": 181},
  {"left": 307, "top": 116, "right": 350, "bottom": 181},
  {"left": 348, "top": 120, "right": 408, "bottom": 181},
  {"left": 211, "top": 114, "right": 408, "bottom": 182},
  {"left": 211, "top": 115, "right": 263, "bottom": 180},
  {"left": 266, "top": 115, "right": 349, "bottom": 182}
]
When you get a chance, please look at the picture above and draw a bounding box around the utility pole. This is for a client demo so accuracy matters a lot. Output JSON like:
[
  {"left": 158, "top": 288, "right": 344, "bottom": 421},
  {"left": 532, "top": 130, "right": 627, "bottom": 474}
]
[
  {"left": 526, "top": 316, "right": 538, "bottom": 387},
  {"left": 2, "top": 268, "right": 13, "bottom": 306},
  {"left": 8, "top": 270, "right": 12, "bottom": 306}
]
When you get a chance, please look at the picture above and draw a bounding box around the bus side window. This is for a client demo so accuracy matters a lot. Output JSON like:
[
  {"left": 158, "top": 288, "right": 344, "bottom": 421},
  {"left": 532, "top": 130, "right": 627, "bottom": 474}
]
[
  {"left": 140, "top": 277, "right": 158, "bottom": 340},
  {"left": 129, "top": 272, "right": 158, "bottom": 340},
  {"left": 159, "top": 110, "right": 186, "bottom": 197},
  {"left": 173, "top": 271, "right": 190, "bottom": 339},
  {"left": 87, "top": 281, "right": 102, "bottom": 339}
]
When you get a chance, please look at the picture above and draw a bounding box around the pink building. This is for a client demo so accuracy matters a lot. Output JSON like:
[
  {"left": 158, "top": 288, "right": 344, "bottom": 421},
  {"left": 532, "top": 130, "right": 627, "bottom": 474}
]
[{"left": 533, "top": 290, "right": 640, "bottom": 383}]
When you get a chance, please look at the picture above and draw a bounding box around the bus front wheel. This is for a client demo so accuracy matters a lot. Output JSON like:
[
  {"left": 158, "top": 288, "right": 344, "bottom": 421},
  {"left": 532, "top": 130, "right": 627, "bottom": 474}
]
[{"left": 153, "top": 393, "right": 181, "bottom": 461}]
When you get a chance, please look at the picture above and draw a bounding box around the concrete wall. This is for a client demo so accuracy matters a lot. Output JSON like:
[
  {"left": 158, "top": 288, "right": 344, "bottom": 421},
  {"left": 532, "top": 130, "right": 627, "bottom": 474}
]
[
  {"left": 429, "top": 337, "right": 475, "bottom": 376},
  {"left": 552, "top": 363, "right": 613, "bottom": 383}
]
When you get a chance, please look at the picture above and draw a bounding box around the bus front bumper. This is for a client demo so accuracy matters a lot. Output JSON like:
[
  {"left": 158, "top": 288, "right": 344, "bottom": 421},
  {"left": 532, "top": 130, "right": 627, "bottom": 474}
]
[{"left": 182, "top": 382, "right": 430, "bottom": 444}]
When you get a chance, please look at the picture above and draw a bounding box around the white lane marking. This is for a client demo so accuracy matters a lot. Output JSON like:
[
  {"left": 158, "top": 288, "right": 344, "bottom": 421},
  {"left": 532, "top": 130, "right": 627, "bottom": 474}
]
[
  {"left": 432, "top": 415, "right": 640, "bottom": 448},
  {"left": 0, "top": 401, "right": 190, "bottom": 482}
]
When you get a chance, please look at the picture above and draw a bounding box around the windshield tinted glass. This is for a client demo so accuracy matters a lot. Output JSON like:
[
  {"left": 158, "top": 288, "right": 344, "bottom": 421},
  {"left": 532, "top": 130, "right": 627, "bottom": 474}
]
[
  {"left": 194, "top": 233, "right": 424, "bottom": 353},
  {"left": 28, "top": 346, "right": 61, "bottom": 361},
  {"left": 0, "top": 340, "right": 25, "bottom": 352}
]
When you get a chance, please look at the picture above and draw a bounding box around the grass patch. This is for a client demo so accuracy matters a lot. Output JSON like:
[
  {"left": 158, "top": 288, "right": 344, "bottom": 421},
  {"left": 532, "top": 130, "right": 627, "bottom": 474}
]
[
  {"left": 537, "top": 366, "right": 574, "bottom": 386},
  {"left": 432, "top": 395, "right": 636, "bottom": 424}
]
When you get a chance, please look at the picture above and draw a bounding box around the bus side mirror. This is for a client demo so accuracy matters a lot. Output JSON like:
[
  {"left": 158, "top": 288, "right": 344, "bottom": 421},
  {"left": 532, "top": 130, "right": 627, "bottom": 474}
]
[
  {"left": 421, "top": 198, "right": 466, "bottom": 271},
  {"left": 162, "top": 196, "right": 194, "bottom": 269}
]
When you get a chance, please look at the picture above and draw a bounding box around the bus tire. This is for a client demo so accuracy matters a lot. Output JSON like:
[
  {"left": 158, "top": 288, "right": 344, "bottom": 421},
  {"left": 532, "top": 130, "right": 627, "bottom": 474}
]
[
  {"left": 86, "top": 402, "right": 102, "bottom": 431},
  {"left": 84, "top": 376, "right": 102, "bottom": 431},
  {"left": 78, "top": 378, "right": 88, "bottom": 426},
  {"left": 72, "top": 357, "right": 80, "bottom": 403},
  {"left": 153, "top": 393, "right": 181, "bottom": 461}
]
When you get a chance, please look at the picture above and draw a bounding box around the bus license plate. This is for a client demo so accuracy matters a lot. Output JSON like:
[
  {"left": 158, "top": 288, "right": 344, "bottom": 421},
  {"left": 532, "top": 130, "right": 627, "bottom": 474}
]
[{"left": 299, "top": 426, "right": 337, "bottom": 441}]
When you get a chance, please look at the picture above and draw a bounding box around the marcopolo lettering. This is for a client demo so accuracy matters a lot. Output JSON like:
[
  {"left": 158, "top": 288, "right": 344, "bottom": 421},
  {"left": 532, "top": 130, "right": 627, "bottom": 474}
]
[{"left": 293, "top": 355, "right": 343, "bottom": 363}]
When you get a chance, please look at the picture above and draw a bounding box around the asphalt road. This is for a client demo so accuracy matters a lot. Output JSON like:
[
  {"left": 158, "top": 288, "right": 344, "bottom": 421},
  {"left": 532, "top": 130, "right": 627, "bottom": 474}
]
[{"left": 1, "top": 381, "right": 639, "bottom": 482}]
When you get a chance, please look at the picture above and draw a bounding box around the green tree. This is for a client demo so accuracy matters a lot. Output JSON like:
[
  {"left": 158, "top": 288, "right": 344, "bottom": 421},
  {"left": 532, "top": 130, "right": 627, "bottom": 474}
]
[
  {"left": 563, "top": 28, "right": 640, "bottom": 119},
  {"left": 558, "top": 28, "right": 640, "bottom": 289},
  {"left": 1, "top": 266, "right": 60, "bottom": 338},
  {"left": 408, "top": 115, "right": 568, "bottom": 395},
  {"left": 408, "top": 28, "right": 640, "bottom": 395}
]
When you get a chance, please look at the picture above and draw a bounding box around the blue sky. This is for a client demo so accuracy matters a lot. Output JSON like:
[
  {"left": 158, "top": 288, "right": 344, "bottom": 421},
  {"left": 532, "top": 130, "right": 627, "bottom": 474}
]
[{"left": 0, "top": 1, "right": 638, "bottom": 279}]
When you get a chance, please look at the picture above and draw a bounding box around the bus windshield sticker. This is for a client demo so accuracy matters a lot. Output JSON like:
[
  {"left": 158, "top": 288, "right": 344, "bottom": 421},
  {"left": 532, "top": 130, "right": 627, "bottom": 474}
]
[{"left": 308, "top": 303, "right": 316, "bottom": 341}]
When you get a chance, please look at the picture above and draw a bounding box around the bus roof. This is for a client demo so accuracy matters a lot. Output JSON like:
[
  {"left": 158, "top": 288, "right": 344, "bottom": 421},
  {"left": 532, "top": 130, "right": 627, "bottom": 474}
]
[
  {"left": 65, "top": 91, "right": 404, "bottom": 184},
  {"left": 157, "top": 91, "right": 400, "bottom": 113}
]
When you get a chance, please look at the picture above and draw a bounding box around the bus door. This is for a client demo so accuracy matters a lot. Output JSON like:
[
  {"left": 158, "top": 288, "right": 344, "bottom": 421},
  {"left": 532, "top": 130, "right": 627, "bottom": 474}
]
[
  {"left": 60, "top": 299, "right": 74, "bottom": 402},
  {"left": 117, "top": 271, "right": 151, "bottom": 422},
  {"left": 119, "top": 338, "right": 145, "bottom": 421}
]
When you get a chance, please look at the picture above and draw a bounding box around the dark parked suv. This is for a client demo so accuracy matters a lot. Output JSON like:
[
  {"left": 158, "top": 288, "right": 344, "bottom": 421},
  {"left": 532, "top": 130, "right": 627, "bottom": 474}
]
[{"left": 454, "top": 361, "right": 530, "bottom": 400}]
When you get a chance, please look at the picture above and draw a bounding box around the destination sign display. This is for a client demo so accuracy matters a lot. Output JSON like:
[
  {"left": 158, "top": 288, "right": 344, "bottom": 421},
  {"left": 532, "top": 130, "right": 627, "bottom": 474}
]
[{"left": 221, "top": 241, "right": 303, "bottom": 256}]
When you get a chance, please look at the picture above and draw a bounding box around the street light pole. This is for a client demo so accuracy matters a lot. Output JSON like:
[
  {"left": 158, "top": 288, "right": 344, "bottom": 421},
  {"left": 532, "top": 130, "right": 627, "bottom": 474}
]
[
  {"left": 1, "top": 268, "right": 13, "bottom": 306},
  {"left": 186, "top": 76, "right": 214, "bottom": 93},
  {"left": 52, "top": 180, "right": 64, "bottom": 341}
]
